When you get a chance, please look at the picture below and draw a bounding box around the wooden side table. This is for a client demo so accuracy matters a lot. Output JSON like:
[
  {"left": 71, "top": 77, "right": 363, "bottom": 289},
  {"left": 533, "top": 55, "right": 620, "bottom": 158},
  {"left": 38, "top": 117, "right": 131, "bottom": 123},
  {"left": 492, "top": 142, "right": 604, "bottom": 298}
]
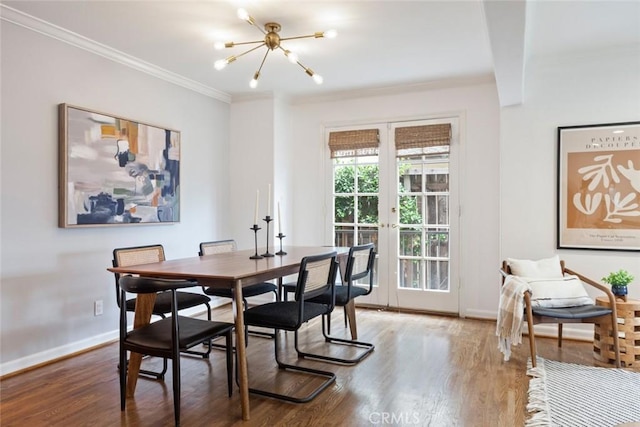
[{"left": 593, "top": 296, "right": 640, "bottom": 367}]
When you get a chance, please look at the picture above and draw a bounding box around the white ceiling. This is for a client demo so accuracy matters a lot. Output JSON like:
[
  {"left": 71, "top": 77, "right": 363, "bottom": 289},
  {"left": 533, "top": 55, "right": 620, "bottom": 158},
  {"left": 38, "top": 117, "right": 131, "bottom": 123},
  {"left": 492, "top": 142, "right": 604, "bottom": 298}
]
[{"left": 2, "top": 0, "right": 639, "bottom": 104}]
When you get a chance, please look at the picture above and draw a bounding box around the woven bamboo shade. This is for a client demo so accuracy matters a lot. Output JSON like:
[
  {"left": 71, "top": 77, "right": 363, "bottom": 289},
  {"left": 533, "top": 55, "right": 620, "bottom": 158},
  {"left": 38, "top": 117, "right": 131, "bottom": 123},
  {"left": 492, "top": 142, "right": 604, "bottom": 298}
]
[
  {"left": 395, "top": 124, "right": 451, "bottom": 151},
  {"left": 328, "top": 129, "right": 379, "bottom": 158}
]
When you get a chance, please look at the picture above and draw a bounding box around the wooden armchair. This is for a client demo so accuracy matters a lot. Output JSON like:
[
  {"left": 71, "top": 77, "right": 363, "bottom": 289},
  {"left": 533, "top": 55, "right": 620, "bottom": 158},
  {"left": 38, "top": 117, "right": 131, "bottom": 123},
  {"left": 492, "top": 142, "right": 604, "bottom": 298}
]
[{"left": 500, "top": 258, "right": 621, "bottom": 368}]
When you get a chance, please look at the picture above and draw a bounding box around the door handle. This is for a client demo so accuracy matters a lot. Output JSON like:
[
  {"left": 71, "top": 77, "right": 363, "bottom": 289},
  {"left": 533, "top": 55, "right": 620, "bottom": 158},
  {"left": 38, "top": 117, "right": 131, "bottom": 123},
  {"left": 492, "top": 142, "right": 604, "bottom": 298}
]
[
  {"left": 379, "top": 223, "right": 385, "bottom": 228},
  {"left": 391, "top": 224, "right": 398, "bottom": 228}
]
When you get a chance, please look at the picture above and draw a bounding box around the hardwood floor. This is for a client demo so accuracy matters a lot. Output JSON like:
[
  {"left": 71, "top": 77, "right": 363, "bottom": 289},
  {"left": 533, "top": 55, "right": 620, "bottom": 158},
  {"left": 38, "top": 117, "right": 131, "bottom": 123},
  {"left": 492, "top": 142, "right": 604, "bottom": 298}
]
[{"left": 0, "top": 307, "right": 611, "bottom": 427}]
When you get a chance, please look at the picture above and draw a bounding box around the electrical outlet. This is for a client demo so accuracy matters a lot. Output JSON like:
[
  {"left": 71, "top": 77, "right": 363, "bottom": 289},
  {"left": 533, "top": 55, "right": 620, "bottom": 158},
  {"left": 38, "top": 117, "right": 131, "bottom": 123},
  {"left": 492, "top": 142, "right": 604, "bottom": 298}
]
[{"left": 94, "top": 299, "right": 104, "bottom": 316}]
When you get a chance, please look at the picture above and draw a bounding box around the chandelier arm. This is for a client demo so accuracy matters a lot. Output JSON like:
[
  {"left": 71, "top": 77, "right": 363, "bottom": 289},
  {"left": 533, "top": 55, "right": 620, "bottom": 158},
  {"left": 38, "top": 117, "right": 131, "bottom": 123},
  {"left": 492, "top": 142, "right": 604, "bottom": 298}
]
[
  {"left": 279, "top": 33, "right": 324, "bottom": 42},
  {"left": 252, "top": 24, "right": 267, "bottom": 35},
  {"left": 294, "top": 59, "right": 311, "bottom": 73},
  {"left": 233, "top": 43, "right": 267, "bottom": 61},
  {"left": 255, "top": 49, "right": 270, "bottom": 76},
  {"left": 226, "top": 39, "right": 266, "bottom": 48},
  {"left": 277, "top": 46, "right": 313, "bottom": 74}
]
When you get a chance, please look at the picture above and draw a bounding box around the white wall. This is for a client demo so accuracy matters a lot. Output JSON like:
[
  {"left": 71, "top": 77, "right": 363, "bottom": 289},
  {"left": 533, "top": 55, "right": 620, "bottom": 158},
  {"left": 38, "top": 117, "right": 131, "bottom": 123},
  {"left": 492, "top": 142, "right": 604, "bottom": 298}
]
[
  {"left": 273, "top": 97, "right": 293, "bottom": 242},
  {"left": 0, "top": 23, "right": 230, "bottom": 374},
  {"left": 228, "top": 98, "right": 275, "bottom": 250},
  {"left": 501, "top": 46, "right": 640, "bottom": 337}
]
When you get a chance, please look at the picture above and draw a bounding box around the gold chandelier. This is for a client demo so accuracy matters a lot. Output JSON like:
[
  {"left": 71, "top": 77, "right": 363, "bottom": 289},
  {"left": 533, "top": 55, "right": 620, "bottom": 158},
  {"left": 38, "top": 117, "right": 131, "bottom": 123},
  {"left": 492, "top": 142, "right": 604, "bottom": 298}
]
[{"left": 214, "top": 8, "right": 337, "bottom": 88}]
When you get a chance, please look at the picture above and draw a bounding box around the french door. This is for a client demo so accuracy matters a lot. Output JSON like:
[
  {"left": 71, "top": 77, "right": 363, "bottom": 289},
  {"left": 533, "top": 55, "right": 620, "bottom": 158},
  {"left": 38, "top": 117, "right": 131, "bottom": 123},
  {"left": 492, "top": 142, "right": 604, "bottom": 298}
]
[{"left": 327, "top": 118, "right": 459, "bottom": 314}]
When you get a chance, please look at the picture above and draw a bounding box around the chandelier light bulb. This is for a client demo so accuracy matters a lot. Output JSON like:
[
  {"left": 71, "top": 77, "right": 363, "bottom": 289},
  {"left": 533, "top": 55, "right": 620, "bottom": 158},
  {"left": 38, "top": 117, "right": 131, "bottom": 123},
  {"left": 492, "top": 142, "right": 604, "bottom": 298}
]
[
  {"left": 214, "top": 41, "right": 225, "bottom": 50},
  {"left": 324, "top": 29, "right": 338, "bottom": 39},
  {"left": 250, "top": 72, "right": 260, "bottom": 88},
  {"left": 214, "top": 59, "right": 227, "bottom": 70},
  {"left": 237, "top": 8, "right": 249, "bottom": 21},
  {"left": 313, "top": 74, "right": 323, "bottom": 85}
]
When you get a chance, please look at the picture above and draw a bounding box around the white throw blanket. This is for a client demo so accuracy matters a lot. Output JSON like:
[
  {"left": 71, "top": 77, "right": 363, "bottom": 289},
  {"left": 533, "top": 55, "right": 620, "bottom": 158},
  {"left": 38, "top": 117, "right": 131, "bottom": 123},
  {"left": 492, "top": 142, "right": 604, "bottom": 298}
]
[{"left": 496, "top": 275, "right": 531, "bottom": 361}]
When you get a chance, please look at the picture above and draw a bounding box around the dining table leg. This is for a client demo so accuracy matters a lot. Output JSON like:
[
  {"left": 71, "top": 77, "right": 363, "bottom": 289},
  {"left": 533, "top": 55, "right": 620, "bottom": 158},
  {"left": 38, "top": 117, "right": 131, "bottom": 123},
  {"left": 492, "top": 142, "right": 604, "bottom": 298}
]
[
  {"left": 126, "top": 292, "right": 157, "bottom": 397},
  {"left": 232, "top": 279, "right": 250, "bottom": 421},
  {"left": 345, "top": 300, "right": 358, "bottom": 340}
]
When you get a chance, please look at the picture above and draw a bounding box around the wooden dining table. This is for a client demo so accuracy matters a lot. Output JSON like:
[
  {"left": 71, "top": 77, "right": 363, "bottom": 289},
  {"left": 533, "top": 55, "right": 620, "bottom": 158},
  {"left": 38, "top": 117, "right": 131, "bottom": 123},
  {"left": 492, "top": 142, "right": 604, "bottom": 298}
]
[{"left": 108, "top": 245, "right": 348, "bottom": 421}]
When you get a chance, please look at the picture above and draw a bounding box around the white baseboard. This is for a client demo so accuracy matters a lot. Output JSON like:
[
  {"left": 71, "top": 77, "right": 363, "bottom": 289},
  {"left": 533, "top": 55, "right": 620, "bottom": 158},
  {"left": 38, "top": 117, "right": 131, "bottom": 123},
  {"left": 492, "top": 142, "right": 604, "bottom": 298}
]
[
  {"left": 463, "top": 308, "right": 496, "bottom": 319},
  {"left": 0, "top": 330, "right": 119, "bottom": 377}
]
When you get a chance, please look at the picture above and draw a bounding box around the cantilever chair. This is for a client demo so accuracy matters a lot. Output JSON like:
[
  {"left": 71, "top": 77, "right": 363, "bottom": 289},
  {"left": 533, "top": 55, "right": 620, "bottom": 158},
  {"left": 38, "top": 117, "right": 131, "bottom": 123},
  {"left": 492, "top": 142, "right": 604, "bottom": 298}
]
[
  {"left": 303, "top": 243, "right": 376, "bottom": 364},
  {"left": 118, "top": 276, "right": 234, "bottom": 427},
  {"left": 113, "top": 244, "right": 213, "bottom": 379},
  {"left": 501, "top": 256, "right": 621, "bottom": 368},
  {"left": 243, "top": 251, "right": 339, "bottom": 403}
]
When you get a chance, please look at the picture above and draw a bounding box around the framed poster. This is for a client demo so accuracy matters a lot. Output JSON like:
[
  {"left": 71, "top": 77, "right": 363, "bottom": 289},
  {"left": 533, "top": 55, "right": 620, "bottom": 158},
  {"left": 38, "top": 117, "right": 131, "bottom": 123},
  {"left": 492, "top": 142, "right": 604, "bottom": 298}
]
[
  {"left": 59, "top": 104, "right": 181, "bottom": 228},
  {"left": 557, "top": 121, "right": 640, "bottom": 251}
]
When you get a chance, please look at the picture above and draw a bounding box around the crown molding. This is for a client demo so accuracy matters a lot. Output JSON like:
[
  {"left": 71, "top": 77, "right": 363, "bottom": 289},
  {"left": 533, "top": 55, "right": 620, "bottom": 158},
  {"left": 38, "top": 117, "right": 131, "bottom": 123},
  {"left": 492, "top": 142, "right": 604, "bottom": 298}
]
[
  {"left": 0, "top": 5, "right": 231, "bottom": 104},
  {"left": 290, "top": 74, "right": 497, "bottom": 105}
]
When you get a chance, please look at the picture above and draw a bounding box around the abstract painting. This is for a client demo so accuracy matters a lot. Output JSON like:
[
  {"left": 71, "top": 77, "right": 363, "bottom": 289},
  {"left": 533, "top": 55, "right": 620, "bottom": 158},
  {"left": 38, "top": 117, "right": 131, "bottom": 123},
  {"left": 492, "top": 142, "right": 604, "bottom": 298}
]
[
  {"left": 58, "top": 104, "right": 180, "bottom": 227},
  {"left": 557, "top": 121, "right": 640, "bottom": 251}
]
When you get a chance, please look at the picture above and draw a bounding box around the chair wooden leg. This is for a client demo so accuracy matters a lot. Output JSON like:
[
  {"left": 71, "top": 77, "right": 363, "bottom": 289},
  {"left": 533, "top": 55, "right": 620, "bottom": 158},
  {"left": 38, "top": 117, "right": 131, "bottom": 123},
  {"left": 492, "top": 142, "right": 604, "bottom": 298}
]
[
  {"left": 525, "top": 295, "right": 537, "bottom": 368},
  {"left": 557, "top": 324, "right": 563, "bottom": 348}
]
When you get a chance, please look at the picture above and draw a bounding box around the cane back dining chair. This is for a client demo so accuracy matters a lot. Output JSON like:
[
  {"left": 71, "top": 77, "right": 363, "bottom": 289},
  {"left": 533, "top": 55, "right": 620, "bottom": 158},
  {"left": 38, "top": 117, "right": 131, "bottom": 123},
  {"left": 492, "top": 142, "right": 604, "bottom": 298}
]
[
  {"left": 303, "top": 242, "right": 376, "bottom": 364},
  {"left": 118, "top": 276, "right": 234, "bottom": 427},
  {"left": 112, "top": 244, "right": 213, "bottom": 379},
  {"left": 199, "top": 240, "right": 278, "bottom": 340},
  {"left": 500, "top": 256, "right": 621, "bottom": 368},
  {"left": 242, "top": 251, "right": 339, "bottom": 403}
]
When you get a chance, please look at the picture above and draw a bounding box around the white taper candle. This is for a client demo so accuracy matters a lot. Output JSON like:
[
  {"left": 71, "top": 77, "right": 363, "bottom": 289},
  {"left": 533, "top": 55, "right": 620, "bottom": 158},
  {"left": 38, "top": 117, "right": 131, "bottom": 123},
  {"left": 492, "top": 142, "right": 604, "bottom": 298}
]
[
  {"left": 254, "top": 189, "right": 259, "bottom": 225},
  {"left": 267, "top": 184, "right": 271, "bottom": 216}
]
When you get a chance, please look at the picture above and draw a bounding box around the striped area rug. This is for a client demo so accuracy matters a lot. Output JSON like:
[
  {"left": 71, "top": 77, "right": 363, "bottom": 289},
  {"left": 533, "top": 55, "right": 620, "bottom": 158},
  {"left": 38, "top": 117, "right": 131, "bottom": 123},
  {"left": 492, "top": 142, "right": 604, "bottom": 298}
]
[{"left": 526, "top": 358, "right": 640, "bottom": 427}]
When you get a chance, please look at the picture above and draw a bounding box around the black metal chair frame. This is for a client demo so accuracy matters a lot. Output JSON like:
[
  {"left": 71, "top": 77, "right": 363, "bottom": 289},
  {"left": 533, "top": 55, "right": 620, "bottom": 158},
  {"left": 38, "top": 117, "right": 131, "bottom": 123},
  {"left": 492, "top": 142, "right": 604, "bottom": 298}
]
[
  {"left": 119, "top": 276, "right": 234, "bottom": 426},
  {"left": 300, "top": 243, "right": 376, "bottom": 365},
  {"left": 113, "top": 244, "right": 213, "bottom": 380},
  {"left": 500, "top": 259, "right": 621, "bottom": 368},
  {"left": 242, "top": 251, "right": 339, "bottom": 403}
]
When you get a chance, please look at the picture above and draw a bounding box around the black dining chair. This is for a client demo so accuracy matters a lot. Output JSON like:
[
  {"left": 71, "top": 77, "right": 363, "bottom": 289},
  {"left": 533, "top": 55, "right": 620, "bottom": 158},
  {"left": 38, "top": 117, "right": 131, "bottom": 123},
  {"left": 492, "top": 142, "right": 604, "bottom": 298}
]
[
  {"left": 118, "top": 276, "right": 234, "bottom": 426},
  {"left": 303, "top": 243, "right": 376, "bottom": 364},
  {"left": 242, "top": 251, "right": 339, "bottom": 403},
  {"left": 113, "top": 244, "right": 213, "bottom": 379}
]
